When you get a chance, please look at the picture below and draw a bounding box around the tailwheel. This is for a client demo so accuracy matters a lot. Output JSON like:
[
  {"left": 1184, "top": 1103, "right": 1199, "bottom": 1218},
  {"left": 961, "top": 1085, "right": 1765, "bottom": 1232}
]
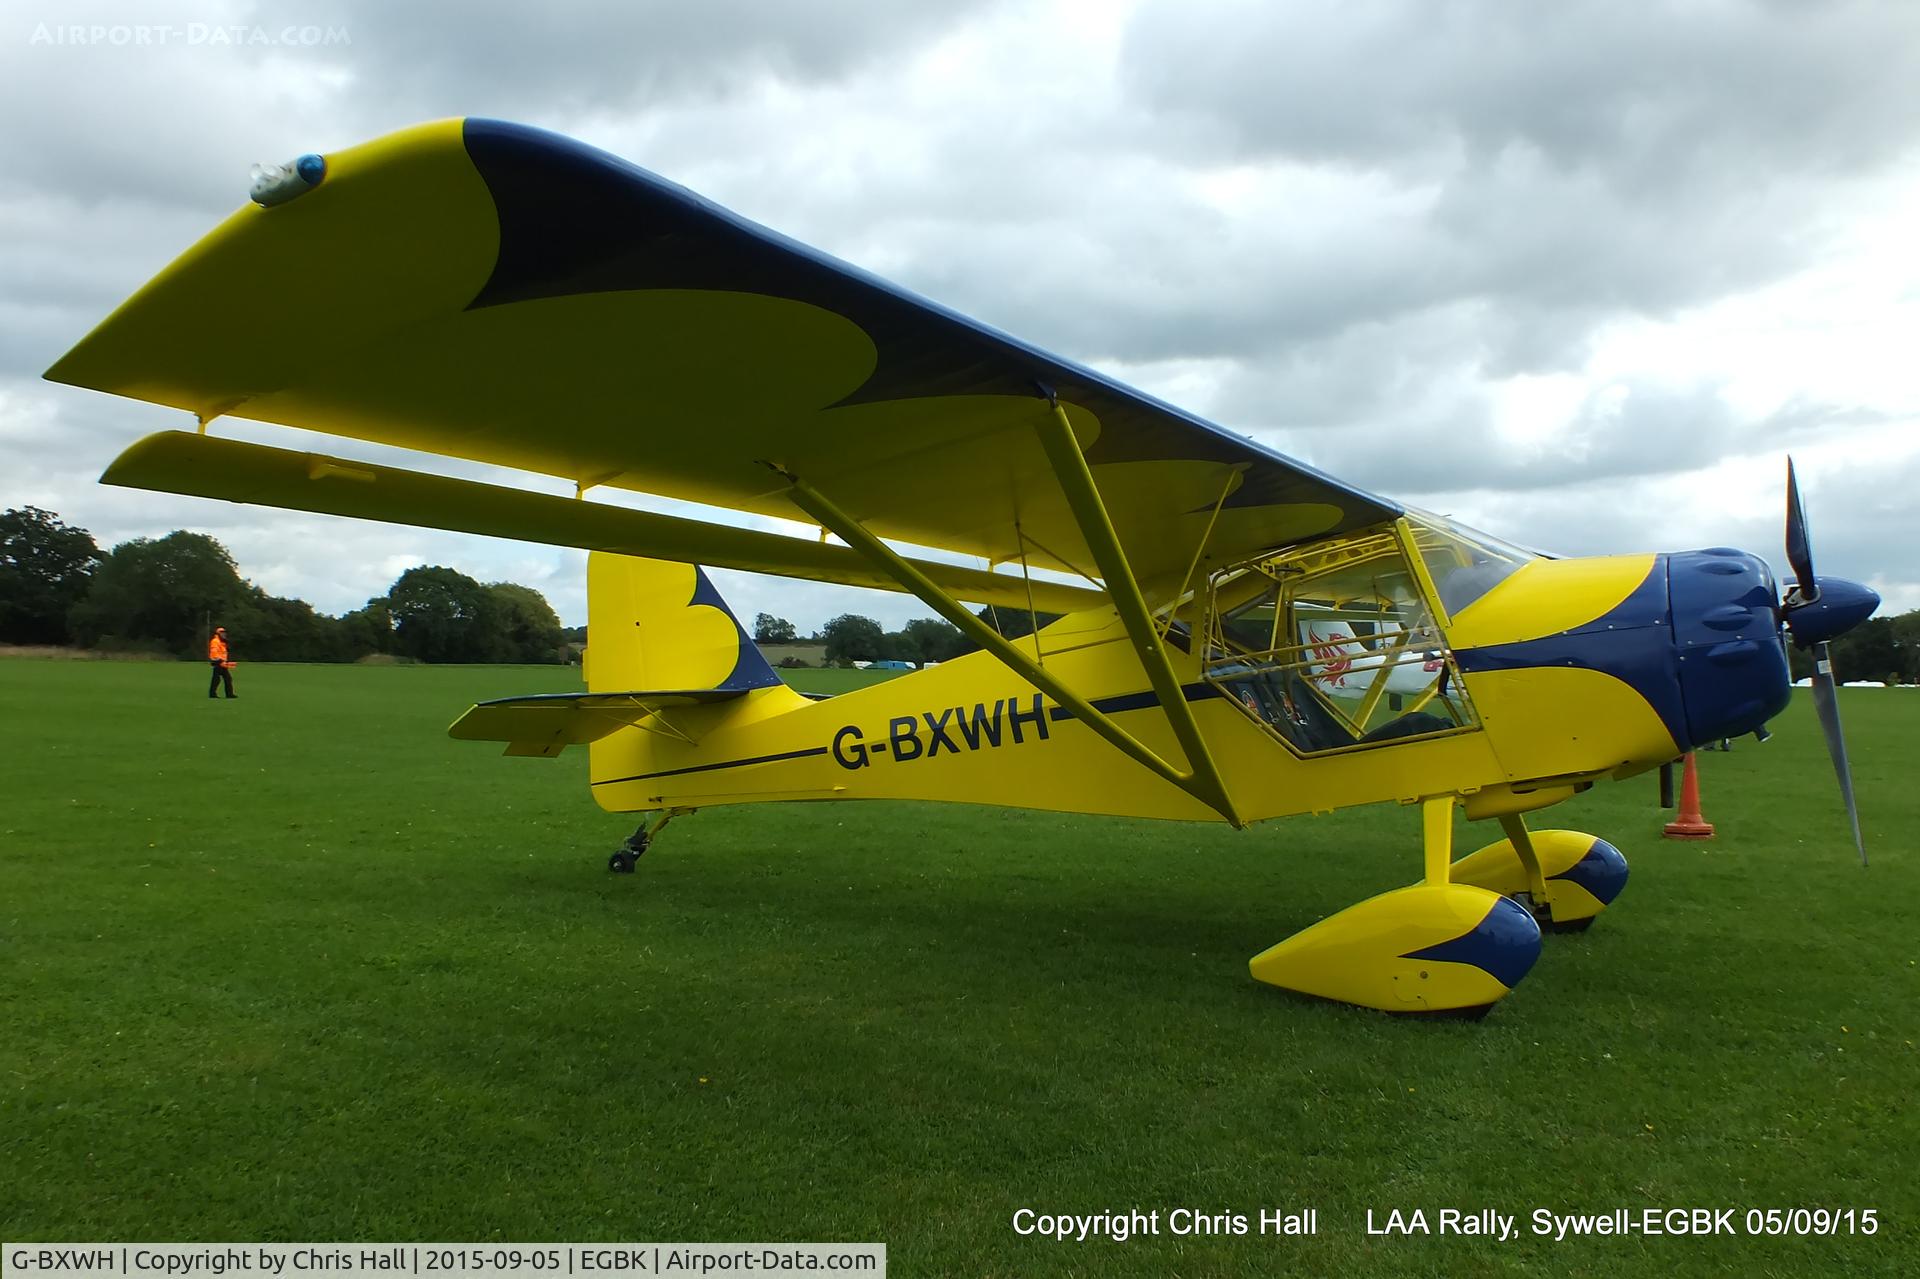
[
  {"left": 607, "top": 827, "right": 649, "bottom": 874},
  {"left": 607, "top": 814, "right": 675, "bottom": 874}
]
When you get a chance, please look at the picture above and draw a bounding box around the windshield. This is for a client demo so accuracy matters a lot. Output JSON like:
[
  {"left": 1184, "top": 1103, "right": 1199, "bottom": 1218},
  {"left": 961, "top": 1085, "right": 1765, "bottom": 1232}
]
[
  {"left": 1203, "top": 530, "right": 1476, "bottom": 755},
  {"left": 1405, "top": 510, "right": 1542, "bottom": 618}
]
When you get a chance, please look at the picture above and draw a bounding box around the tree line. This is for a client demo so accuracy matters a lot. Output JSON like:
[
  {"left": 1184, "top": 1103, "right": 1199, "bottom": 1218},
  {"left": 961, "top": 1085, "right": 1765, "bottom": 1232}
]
[
  {"left": 0, "top": 507, "right": 566, "bottom": 663},
  {"left": 1787, "top": 612, "right": 1920, "bottom": 686},
  {"left": 0, "top": 505, "right": 1044, "bottom": 669},
  {"left": 753, "top": 607, "right": 1062, "bottom": 668}
]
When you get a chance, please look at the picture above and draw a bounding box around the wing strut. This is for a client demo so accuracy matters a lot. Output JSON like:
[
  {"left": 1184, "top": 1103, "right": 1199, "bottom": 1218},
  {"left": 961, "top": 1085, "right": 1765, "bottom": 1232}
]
[{"left": 765, "top": 397, "right": 1243, "bottom": 827}]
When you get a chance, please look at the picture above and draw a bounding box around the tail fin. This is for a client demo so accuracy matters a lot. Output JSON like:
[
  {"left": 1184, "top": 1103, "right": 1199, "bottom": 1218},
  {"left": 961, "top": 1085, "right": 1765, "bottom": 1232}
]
[{"left": 585, "top": 553, "right": 782, "bottom": 694}]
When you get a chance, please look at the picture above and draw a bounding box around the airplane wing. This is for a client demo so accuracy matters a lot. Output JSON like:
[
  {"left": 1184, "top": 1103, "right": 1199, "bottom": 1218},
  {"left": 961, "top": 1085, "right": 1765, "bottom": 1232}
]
[{"left": 49, "top": 118, "right": 1399, "bottom": 600}]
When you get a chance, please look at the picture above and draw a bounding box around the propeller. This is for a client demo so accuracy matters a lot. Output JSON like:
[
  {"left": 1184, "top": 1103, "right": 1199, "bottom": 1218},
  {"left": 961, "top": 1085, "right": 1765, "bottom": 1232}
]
[
  {"left": 1806, "top": 649, "right": 1867, "bottom": 867},
  {"left": 1784, "top": 458, "right": 1818, "bottom": 609},
  {"left": 1777, "top": 456, "right": 1876, "bottom": 867}
]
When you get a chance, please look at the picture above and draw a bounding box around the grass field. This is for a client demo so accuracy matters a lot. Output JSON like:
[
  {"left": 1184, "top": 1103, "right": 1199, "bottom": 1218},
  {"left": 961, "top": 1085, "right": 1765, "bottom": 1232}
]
[{"left": 1, "top": 660, "right": 1914, "bottom": 1276}]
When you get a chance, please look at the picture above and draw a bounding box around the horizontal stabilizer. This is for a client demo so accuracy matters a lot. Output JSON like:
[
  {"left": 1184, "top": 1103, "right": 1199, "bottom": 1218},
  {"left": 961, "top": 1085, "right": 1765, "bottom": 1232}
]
[{"left": 448, "top": 689, "right": 747, "bottom": 758}]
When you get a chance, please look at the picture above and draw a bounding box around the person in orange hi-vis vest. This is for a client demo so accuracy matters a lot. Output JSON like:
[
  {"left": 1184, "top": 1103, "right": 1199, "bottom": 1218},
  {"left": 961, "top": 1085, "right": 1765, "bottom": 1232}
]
[{"left": 207, "top": 625, "right": 236, "bottom": 699}]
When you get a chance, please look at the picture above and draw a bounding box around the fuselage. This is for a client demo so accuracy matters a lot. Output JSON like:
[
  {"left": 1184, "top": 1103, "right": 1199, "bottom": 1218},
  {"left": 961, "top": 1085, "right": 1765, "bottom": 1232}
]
[{"left": 589, "top": 518, "right": 1811, "bottom": 828}]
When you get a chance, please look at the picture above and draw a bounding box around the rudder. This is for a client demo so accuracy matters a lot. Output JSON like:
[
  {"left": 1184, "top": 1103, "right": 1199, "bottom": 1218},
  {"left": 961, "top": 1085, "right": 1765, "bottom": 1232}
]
[{"left": 586, "top": 552, "right": 783, "bottom": 695}]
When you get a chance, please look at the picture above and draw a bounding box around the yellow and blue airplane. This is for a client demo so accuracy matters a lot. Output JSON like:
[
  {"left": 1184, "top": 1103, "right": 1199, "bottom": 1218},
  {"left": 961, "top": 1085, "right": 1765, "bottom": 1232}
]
[{"left": 47, "top": 120, "right": 1880, "bottom": 1017}]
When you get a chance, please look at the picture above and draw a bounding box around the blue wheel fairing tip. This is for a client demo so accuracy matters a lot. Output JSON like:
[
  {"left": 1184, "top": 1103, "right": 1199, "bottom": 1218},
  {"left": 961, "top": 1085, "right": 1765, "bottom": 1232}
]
[
  {"left": 295, "top": 153, "right": 327, "bottom": 185},
  {"left": 1402, "top": 895, "right": 1542, "bottom": 990},
  {"left": 1551, "top": 838, "right": 1629, "bottom": 906}
]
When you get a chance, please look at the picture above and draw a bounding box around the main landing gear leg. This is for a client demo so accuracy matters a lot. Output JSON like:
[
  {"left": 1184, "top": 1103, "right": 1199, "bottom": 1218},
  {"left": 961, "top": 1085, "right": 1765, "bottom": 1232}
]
[
  {"left": 1248, "top": 795, "right": 1543, "bottom": 1017},
  {"left": 1450, "top": 815, "right": 1630, "bottom": 932},
  {"left": 607, "top": 810, "right": 681, "bottom": 874}
]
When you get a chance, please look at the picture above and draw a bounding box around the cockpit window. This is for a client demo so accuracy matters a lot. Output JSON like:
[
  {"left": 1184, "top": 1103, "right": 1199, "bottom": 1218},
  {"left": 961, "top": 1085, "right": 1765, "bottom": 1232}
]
[
  {"left": 1405, "top": 510, "right": 1540, "bottom": 618},
  {"left": 1202, "top": 528, "right": 1478, "bottom": 755}
]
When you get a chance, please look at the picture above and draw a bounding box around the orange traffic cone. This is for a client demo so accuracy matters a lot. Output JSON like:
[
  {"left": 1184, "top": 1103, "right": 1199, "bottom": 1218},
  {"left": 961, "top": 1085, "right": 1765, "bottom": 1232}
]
[{"left": 1663, "top": 752, "right": 1715, "bottom": 839}]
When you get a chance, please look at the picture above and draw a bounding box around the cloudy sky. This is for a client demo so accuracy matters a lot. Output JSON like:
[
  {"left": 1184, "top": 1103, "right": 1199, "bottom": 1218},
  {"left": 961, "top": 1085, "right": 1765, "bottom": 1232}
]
[{"left": 5, "top": 0, "right": 1918, "bottom": 630}]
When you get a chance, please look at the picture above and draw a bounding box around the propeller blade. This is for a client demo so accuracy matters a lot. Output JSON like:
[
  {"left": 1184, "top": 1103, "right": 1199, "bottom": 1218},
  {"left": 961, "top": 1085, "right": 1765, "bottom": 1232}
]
[
  {"left": 1784, "top": 456, "right": 1818, "bottom": 606},
  {"left": 1807, "top": 640, "right": 1867, "bottom": 867}
]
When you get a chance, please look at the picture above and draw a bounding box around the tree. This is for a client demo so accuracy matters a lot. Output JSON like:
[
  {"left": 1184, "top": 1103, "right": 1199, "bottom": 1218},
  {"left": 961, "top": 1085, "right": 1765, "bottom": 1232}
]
[
  {"left": 1832, "top": 617, "right": 1900, "bottom": 685},
  {"left": 225, "top": 591, "right": 346, "bottom": 662},
  {"left": 69, "top": 530, "right": 248, "bottom": 655},
  {"left": 487, "top": 582, "right": 565, "bottom": 663},
  {"left": 1893, "top": 610, "right": 1920, "bottom": 684},
  {"left": 875, "top": 629, "right": 916, "bottom": 665},
  {"left": 0, "top": 507, "right": 103, "bottom": 645},
  {"left": 339, "top": 597, "right": 396, "bottom": 658},
  {"left": 973, "top": 604, "right": 1061, "bottom": 643},
  {"left": 1784, "top": 609, "right": 1918, "bottom": 686},
  {"left": 821, "top": 613, "right": 885, "bottom": 666},
  {"left": 899, "top": 617, "right": 967, "bottom": 667},
  {"left": 754, "top": 612, "right": 797, "bottom": 644},
  {"left": 386, "top": 565, "right": 500, "bottom": 663}
]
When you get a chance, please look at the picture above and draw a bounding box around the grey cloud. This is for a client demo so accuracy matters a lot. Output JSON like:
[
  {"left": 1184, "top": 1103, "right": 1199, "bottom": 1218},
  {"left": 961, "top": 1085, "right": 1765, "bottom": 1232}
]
[
  {"left": 1121, "top": 0, "right": 1920, "bottom": 185},
  {"left": 1, "top": 8, "right": 356, "bottom": 208},
  {"left": 1259, "top": 381, "right": 1889, "bottom": 498},
  {"left": 791, "top": 136, "right": 1816, "bottom": 390},
  {"left": 1421, "top": 150, "right": 1827, "bottom": 322},
  {"left": 1102, "top": 0, "right": 1920, "bottom": 358},
  {"left": 1414, "top": 446, "right": 1920, "bottom": 616},
  {"left": 0, "top": 194, "right": 229, "bottom": 378},
  {"left": 867, "top": 186, "right": 1450, "bottom": 367},
  {"left": 1145, "top": 301, "right": 1583, "bottom": 445},
  {"left": 315, "top": 0, "right": 994, "bottom": 121}
]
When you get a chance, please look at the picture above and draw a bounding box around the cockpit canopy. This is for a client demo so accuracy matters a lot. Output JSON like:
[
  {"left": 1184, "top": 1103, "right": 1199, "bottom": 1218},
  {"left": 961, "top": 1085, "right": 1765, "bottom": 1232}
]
[
  {"left": 1404, "top": 508, "right": 1543, "bottom": 618},
  {"left": 1200, "top": 515, "right": 1540, "bottom": 755}
]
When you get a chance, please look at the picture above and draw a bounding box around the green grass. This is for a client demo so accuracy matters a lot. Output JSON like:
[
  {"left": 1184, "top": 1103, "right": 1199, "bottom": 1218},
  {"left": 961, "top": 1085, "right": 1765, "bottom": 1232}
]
[
  {"left": 1, "top": 661, "right": 1914, "bottom": 1276},
  {"left": 780, "top": 665, "right": 905, "bottom": 695}
]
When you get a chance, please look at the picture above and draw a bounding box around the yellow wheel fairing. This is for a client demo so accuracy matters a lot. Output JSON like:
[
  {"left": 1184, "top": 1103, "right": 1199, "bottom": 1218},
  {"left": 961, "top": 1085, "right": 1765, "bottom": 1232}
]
[
  {"left": 1249, "top": 884, "right": 1542, "bottom": 1013},
  {"left": 1452, "top": 830, "right": 1629, "bottom": 926}
]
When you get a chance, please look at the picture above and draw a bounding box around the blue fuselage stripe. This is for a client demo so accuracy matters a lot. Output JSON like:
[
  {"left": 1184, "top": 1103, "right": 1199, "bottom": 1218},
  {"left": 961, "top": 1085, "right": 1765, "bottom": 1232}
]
[{"left": 594, "top": 746, "right": 831, "bottom": 785}]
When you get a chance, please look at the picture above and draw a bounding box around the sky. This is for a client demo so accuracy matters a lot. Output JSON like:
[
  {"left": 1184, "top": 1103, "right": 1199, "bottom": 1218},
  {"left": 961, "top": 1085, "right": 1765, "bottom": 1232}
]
[{"left": 4, "top": 0, "right": 1918, "bottom": 631}]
